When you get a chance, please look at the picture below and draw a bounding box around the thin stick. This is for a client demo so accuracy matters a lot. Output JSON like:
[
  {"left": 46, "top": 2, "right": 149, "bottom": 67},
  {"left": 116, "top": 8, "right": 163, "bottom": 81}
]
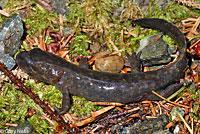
[
  {"left": 34, "top": 0, "right": 53, "bottom": 13},
  {"left": 178, "top": 112, "right": 193, "bottom": 134},
  {"left": 152, "top": 90, "right": 190, "bottom": 108},
  {"left": 0, "top": 62, "right": 74, "bottom": 132}
]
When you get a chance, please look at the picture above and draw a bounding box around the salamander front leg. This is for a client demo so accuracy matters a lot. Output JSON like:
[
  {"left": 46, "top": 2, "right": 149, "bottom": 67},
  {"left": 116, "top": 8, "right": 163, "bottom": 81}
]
[
  {"left": 54, "top": 90, "right": 71, "bottom": 115},
  {"left": 126, "top": 51, "right": 141, "bottom": 73}
]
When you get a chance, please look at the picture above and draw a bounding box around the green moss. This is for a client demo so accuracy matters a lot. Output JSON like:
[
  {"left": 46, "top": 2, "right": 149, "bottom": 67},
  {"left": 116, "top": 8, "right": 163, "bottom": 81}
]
[
  {"left": 2, "top": 0, "right": 59, "bottom": 36},
  {"left": 70, "top": 34, "right": 91, "bottom": 55},
  {"left": 0, "top": 80, "right": 61, "bottom": 131},
  {"left": 23, "top": 12, "right": 58, "bottom": 36},
  {"left": 188, "top": 0, "right": 200, "bottom": 16},
  {"left": 189, "top": 87, "right": 200, "bottom": 99},
  {"left": 69, "top": 96, "right": 103, "bottom": 117},
  {"left": 0, "top": 0, "right": 194, "bottom": 56},
  {"left": 65, "top": 0, "right": 143, "bottom": 54},
  {"left": 28, "top": 114, "right": 55, "bottom": 134},
  {"left": 81, "top": 0, "right": 113, "bottom": 35},
  {"left": 65, "top": 1, "right": 84, "bottom": 26},
  {"left": 0, "top": 15, "right": 8, "bottom": 25},
  {"left": 146, "top": 3, "right": 190, "bottom": 22},
  {"left": 22, "top": 5, "right": 59, "bottom": 36},
  {"left": 0, "top": 83, "right": 34, "bottom": 128},
  {"left": 119, "top": 0, "right": 143, "bottom": 22},
  {"left": 24, "top": 79, "right": 62, "bottom": 108},
  {"left": 0, "top": 78, "right": 104, "bottom": 130},
  {"left": 162, "top": 35, "right": 175, "bottom": 46},
  {"left": 0, "top": 0, "right": 29, "bottom": 24},
  {"left": 186, "top": 86, "right": 200, "bottom": 120}
]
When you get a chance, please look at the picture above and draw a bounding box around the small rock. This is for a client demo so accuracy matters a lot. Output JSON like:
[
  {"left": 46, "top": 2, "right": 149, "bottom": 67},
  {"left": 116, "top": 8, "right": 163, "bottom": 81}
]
[
  {"left": 94, "top": 51, "right": 124, "bottom": 73},
  {"left": 168, "top": 46, "right": 177, "bottom": 55},
  {"left": 90, "top": 42, "right": 101, "bottom": 53},
  {"left": 113, "top": 7, "right": 124, "bottom": 20},
  {"left": 0, "top": 54, "right": 16, "bottom": 70},
  {"left": 137, "top": 34, "right": 171, "bottom": 66},
  {"left": 119, "top": 114, "right": 170, "bottom": 134},
  {"left": 174, "top": 124, "right": 180, "bottom": 134},
  {"left": 62, "top": 27, "right": 73, "bottom": 37},
  {"left": 170, "top": 106, "right": 185, "bottom": 120},
  {"left": 134, "top": 0, "right": 174, "bottom": 14},
  {"left": 13, "top": 120, "right": 34, "bottom": 134},
  {"left": 0, "top": 0, "right": 7, "bottom": 8},
  {"left": 0, "top": 14, "right": 23, "bottom": 70},
  {"left": 153, "top": 129, "right": 172, "bottom": 134},
  {"left": 50, "top": 0, "right": 70, "bottom": 15},
  {"left": 0, "top": 14, "right": 23, "bottom": 56}
]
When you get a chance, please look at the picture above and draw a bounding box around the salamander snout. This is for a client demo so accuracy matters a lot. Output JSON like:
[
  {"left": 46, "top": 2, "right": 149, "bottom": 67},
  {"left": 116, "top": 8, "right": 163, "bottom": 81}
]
[{"left": 16, "top": 51, "right": 36, "bottom": 75}]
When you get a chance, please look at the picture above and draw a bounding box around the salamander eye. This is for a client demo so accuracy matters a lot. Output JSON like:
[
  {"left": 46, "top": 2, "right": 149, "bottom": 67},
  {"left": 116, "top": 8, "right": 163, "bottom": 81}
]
[{"left": 24, "top": 56, "right": 33, "bottom": 67}]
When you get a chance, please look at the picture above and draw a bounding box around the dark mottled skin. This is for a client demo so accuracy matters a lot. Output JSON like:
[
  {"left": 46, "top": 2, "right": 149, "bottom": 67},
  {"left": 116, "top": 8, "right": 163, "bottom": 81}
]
[{"left": 16, "top": 18, "right": 188, "bottom": 114}]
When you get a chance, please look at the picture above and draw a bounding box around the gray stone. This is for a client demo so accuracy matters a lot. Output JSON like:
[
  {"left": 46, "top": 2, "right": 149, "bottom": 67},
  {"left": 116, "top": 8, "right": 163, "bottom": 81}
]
[
  {"left": 0, "top": 14, "right": 23, "bottom": 56},
  {"left": 12, "top": 120, "right": 34, "bottom": 134},
  {"left": 119, "top": 114, "right": 170, "bottom": 134},
  {"left": 0, "top": 0, "right": 7, "bottom": 8},
  {"left": 134, "top": 0, "right": 174, "bottom": 14},
  {"left": 0, "top": 54, "right": 16, "bottom": 70},
  {"left": 153, "top": 129, "right": 172, "bottom": 134},
  {"left": 170, "top": 106, "right": 185, "bottom": 120},
  {"left": 50, "top": 0, "right": 70, "bottom": 15},
  {"left": 137, "top": 34, "right": 171, "bottom": 66},
  {"left": 113, "top": 7, "right": 124, "bottom": 20},
  {"left": 0, "top": 14, "right": 23, "bottom": 70},
  {"left": 168, "top": 46, "right": 177, "bottom": 55},
  {"left": 62, "top": 27, "right": 73, "bottom": 37}
]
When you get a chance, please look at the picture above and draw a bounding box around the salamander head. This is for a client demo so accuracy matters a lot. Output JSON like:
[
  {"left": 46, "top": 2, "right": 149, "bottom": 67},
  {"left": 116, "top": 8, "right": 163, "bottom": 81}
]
[{"left": 16, "top": 48, "right": 63, "bottom": 84}]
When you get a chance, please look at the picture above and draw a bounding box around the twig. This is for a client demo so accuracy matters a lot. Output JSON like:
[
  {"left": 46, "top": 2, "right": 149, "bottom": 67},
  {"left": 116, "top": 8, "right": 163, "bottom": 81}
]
[
  {"left": 142, "top": 101, "right": 156, "bottom": 116},
  {"left": 178, "top": 112, "right": 193, "bottom": 134},
  {"left": 62, "top": 30, "right": 76, "bottom": 47},
  {"left": 0, "top": 62, "right": 74, "bottom": 133},
  {"left": 154, "top": 101, "right": 162, "bottom": 114},
  {"left": 92, "top": 106, "right": 115, "bottom": 117},
  {"left": 176, "top": 0, "right": 200, "bottom": 9},
  {"left": 162, "top": 86, "right": 186, "bottom": 103},
  {"left": 109, "top": 39, "right": 121, "bottom": 56},
  {"left": 121, "top": 30, "right": 124, "bottom": 42},
  {"left": 34, "top": 0, "right": 53, "bottom": 13},
  {"left": 152, "top": 90, "right": 190, "bottom": 108},
  {"left": 4, "top": 123, "right": 18, "bottom": 127},
  {"left": 70, "top": 106, "right": 115, "bottom": 127},
  {"left": 59, "top": 15, "right": 64, "bottom": 36},
  {"left": 0, "top": 10, "right": 10, "bottom": 17},
  {"left": 93, "top": 102, "right": 124, "bottom": 106},
  {"left": 166, "top": 117, "right": 180, "bottom": 129},
  {"left": 186, "top": 17, "right": 200, "bottom": 39}
]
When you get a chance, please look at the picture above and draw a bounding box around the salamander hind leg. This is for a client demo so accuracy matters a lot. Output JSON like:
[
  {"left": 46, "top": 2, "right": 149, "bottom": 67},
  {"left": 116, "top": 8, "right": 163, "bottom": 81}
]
[
  {"left": 54, "top": 90, "right": 71, "bottom": 115},
  {"left": 146, "top": 83, "right": 183, "bottom": 100}
]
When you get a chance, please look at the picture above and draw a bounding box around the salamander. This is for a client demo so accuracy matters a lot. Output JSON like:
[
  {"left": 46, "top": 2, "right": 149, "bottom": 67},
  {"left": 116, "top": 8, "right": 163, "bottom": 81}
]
[{"left": 16, "top": 18, "right": 188, "bottom": 114}]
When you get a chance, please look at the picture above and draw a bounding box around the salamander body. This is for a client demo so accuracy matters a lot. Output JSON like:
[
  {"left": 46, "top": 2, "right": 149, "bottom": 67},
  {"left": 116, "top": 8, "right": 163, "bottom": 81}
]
[{"left": 16, "top": 18, "right": 188, "bottom": 114}]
